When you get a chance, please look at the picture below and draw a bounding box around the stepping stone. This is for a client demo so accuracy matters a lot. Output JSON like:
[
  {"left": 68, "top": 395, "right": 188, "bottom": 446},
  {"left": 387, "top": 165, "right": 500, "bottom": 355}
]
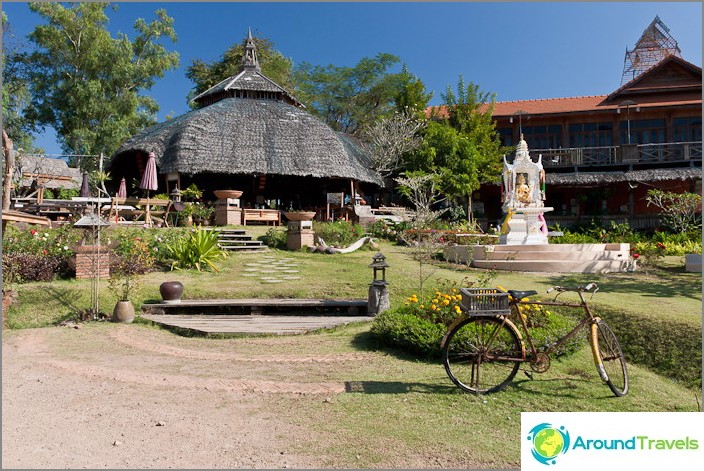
[
  {"left": 241, "top": 273, "right": 259, "bottom": 277},
  {"left": 245, "top": 263, "right": 263, "bottom": 267},
  {"left": 283, "top": 270, "right": 299, "bottom": 273},
  {"left": 261, "top": 279, "right": 284, "bottom": 283},
  {"left": 243, "top": 268, "right": 261, "bottom": 272},
  {"left": 281, "top": 276, "right": 301, "bottom": 280}
]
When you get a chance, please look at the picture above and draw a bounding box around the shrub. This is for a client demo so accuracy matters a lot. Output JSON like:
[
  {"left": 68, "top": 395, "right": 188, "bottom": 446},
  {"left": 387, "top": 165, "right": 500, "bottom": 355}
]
[
  {"left": 258, "top": 228, "right": 287, "bottom": 249},
  {"left": 164, "top": 226, "right": 227, "bottom": 271},
  {"left": 597, "top": 305, "right": 702, "bottom": 389},
  {"left": 110, "top": 236, "right": 156, "bottom": 275},
  {"left": 313, "top": 221, "right": 365, "bottom": 247},
  {"left": 1, "top": 254, "right": 68, "bottom": 283},
  {"left": 370, "top": 310, "right": 446, "bottom": 358}
]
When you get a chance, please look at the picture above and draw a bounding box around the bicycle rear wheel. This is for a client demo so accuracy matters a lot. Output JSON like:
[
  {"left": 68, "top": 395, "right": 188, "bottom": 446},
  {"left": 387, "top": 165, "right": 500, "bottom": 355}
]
[
  {"left": 442, "top": 316, "right": 523, "bottom": 394},
  {"left": 591, "top": 319, "right": 629, "bottom": 397}
]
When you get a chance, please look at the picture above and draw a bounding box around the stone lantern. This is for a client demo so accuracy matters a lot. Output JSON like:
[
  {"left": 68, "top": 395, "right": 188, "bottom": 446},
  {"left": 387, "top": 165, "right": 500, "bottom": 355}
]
[{"left": 367, "top": 252, "right": 390, "bottom": 316}]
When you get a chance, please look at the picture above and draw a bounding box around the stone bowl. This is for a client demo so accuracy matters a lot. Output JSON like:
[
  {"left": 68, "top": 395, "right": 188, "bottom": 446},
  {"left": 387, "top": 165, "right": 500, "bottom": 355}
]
[
  {"left": 214, "top": 190, "right": 243, "bottom": 200},
  {"left": 284, "top": 211, "right": 317, "bottom": 221}
]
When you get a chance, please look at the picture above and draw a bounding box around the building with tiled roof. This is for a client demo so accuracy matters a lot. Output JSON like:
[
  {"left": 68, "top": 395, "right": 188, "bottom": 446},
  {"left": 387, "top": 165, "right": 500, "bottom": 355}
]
[{"left": 427, "top": 22, "right": 701, "bottom": 229}]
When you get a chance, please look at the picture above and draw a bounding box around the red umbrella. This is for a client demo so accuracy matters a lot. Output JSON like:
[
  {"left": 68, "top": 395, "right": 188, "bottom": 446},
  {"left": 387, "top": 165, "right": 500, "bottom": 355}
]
[
  {"left": 139, "top": 152, "right": 158, "bottom": 226},
  {"left": 117, "top": 177, "right": 127, "bottom": 199}
]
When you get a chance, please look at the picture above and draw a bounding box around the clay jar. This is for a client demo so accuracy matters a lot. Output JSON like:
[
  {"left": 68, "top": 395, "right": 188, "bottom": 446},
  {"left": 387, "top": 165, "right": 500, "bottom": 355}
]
[
  {"left": 112, "top": 300, "right": 135, "bottom": 323},
  {"left": 159, "top": 281, "right": 184, "bottom": 304}
]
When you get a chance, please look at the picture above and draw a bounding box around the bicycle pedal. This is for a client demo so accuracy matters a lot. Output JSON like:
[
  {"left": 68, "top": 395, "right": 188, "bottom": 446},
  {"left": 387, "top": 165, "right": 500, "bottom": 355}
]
[{"left": 524, "top": 371, "right": 534, "bottom": 380}]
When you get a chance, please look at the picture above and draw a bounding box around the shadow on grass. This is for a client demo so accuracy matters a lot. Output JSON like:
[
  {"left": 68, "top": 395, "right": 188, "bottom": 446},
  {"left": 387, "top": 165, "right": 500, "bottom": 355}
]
[
  {"left": 350, "top": 330, "right": 441, "bottom": 363},
  {"left": 344, "top": 380, "right": 456, "bottom": 395},
  {"left": 544, "top": 271, "right": 702, "bottom": 301},
  {"left": 45, "top": 286, "right": 84, "bottom": 313}
]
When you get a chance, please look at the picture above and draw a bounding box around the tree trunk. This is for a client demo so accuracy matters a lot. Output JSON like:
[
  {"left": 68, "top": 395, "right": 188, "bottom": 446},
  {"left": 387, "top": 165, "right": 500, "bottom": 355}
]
[
  {"left": 2, "top": 130, "right": 15, "bottom": 211},
  {"left": 467, "top": 194, "right": 474, "bottom": 227}
]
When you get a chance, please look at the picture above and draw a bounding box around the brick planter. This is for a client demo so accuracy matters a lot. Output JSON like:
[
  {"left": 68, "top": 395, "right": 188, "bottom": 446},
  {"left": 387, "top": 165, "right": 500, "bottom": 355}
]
[{"left": 74, "top": 245, "right": 110, "bottom": 279}]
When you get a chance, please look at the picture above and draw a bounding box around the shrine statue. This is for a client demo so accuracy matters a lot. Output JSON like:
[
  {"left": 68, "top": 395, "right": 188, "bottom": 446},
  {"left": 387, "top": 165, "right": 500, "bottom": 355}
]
[{"left": 515, "top": 174, "right": 533, "bottom": 205}]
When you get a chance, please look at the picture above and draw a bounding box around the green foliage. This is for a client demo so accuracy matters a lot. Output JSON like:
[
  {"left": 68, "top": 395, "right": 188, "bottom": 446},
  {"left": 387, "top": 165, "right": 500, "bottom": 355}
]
[
  {"left": 312, "top": 221, "right": 365, "bottom": 247},
  {"left": 186, "top": 33, "right": 294, "bottom": 106},
  {"left": 2, "top": 14, "right": 38, "bottom": 151},
  {"left": 406, "top": 122, "right": 480, "bottom": 202},
  {"left": 164, "top": 227, "right": 227, "bottom": 272},
  {"left": 23, "top": 2, "right": 179, "bottom": 163},
  {"left": 294, "top": 53, "right": 402, "bottom": 135},
  {"left": 646, "top": 189, "right": 702, "bottom": 234},
  {"left": 110, "top": 235, "right": 156, "bottom": 275},
  {"left": 46, "top": 187, "right": 79, "bottom": 199},
  {"left": 597, "top": 305, "right": 702, "bottom": 389},
  {"left": 394, "top": 64, "right": 433, "bottom": 119},
  {"left": 370, "top": 309, "right": 446, "bottom": 358},
  {"left": 180, "top": 183, "right": 203, "bottom": 202},
  {"left": 258, "top": 227, "right": 287, "bottom": 249}
]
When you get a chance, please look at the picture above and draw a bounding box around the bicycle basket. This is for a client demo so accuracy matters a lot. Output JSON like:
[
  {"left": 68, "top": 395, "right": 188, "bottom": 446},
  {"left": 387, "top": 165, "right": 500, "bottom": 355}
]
[{"left": 459, "top": 288, "right": 510, "bottom": 316}]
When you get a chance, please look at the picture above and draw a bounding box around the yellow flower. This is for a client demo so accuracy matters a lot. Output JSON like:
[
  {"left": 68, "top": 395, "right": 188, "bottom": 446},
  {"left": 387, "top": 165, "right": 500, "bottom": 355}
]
[
  {"left": 431, "top": 304, "right": 437, "bottom": 310},
  {"left": 452, "top": 288, "right": 457, "bottom": 293},
  {"left": 432, "top": 298, "right": 439, "bottom": 304},
  {"left": 523, "top": 305, "right": 531, "bottom": 311},
  {"left": 420, "top": 304, "right": 425, "bottom": 309},
  {"left": 454, "top": 305, "right": 461, "bottom": 313},
  {"left": 546, "top": 310, "right": 552, "bottom": 315},
  {"left": 442, "top": 299, "right": 450, "bottom": 306},
  {"left": 404, "top": 302, "right": 409, "bottom": 306}
]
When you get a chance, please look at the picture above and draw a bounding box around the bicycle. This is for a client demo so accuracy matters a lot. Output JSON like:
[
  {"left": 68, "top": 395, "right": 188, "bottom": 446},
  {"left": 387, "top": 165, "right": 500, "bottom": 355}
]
[{"left": 441, "top": 283, "right": 629, "bottom": 397}]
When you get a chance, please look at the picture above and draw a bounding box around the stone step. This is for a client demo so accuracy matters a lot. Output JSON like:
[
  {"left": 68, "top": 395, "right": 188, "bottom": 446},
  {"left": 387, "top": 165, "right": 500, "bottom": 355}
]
[
  {"left": 478, "top": 250, "right": 629, "bottom": 261},
  {"left": 489, "top": 243, "right": 628, "bottom": 252},
  {"left": 472, "top": 259, "right": 631, "bottom": 273},
  {"left": 142, "top": 298, "right": 368, "bottom": 316}
]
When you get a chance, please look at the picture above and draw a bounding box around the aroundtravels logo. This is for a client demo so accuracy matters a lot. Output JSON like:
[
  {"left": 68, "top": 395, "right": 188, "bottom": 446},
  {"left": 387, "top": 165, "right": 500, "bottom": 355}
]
[{"left": 526, "top": 423, "right": 571, "bottom": 465}]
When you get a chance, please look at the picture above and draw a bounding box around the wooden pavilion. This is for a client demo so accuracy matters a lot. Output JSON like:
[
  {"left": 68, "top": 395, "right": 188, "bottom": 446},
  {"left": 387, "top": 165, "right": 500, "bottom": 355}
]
[{"left": 109, "top": 30, "right": 382, "bottom": 215}]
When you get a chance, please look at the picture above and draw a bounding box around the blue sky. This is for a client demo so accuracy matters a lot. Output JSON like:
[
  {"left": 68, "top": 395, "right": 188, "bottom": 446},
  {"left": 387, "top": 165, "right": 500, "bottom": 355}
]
[{"left": 2, "top": 1, "right": 702, "bottom": 156}]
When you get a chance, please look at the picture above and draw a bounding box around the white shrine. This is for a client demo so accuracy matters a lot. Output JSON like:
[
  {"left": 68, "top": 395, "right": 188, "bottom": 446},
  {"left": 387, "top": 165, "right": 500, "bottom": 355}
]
[{"left": 499, "top": 136, "right": 553, "bottom": 245}]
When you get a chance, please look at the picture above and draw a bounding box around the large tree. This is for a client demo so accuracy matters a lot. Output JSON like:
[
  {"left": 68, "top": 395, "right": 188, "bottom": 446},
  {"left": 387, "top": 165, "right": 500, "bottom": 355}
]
[
  {"left": 2, "top": 12, "right": 37, "bottom": 153},
  {"left": 293, "top": 53, "right": 402, "bottom": 135},
  {"left": 23, "top": 2, "right": 179, "bottom": 168},
  {"left": 186, "top": 33, "right": 295, "bottom": 107}
]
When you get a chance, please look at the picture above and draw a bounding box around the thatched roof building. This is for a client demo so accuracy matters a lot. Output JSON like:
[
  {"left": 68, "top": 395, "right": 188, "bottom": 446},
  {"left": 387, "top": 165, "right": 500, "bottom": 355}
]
[
  {"left": 16, "top": 155, "right": 82, "bottom": 191},
  {"left": 110, "top": 30, "right": 381, "bottom": 206}
]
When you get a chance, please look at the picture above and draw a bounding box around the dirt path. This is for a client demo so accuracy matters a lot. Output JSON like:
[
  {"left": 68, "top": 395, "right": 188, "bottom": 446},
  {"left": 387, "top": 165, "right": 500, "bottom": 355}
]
[{"left": 1, "top": 324, "right": 364, "bottom": 469}]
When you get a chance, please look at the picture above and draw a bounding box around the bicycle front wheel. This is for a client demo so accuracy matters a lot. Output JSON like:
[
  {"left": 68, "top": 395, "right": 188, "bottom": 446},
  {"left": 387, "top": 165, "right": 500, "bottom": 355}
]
[
  {"left": 442, "top": 316, "right": 524, "bottom": 394},
  {"left": 591, "top": 319, "right": 629, "bottom": 397}
]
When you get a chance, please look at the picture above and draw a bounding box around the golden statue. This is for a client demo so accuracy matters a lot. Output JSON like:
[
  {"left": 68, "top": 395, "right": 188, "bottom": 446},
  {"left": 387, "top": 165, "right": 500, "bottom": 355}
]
[{"left": 515, "top": 174, "right": 533, "bottom": 204}]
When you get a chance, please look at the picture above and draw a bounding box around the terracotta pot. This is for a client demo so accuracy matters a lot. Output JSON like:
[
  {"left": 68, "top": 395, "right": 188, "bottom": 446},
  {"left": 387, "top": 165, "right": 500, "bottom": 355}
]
[
  {"left": 214, "top": 190, "right": 243, "bottom": 200},
  {"left": 112, "top": 300, "right": 135, "bottom": 323},
  {"left": 159, "top": 281, "right": 184, "bottom": 304},
  {"left": 284, "top": 211, "right": 316, "bottom": 221}
]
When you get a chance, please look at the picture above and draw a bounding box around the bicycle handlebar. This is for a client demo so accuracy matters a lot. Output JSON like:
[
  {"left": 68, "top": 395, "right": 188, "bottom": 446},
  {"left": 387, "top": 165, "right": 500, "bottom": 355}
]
[{"left": 547, "top": 282, "right": 599, "bottom": 294}]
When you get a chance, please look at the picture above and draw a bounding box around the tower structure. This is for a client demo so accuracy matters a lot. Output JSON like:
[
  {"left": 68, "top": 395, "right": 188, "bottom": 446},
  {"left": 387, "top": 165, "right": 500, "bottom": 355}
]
[{"left": 621, "top": 16, "right": 682, "bottom": 85}]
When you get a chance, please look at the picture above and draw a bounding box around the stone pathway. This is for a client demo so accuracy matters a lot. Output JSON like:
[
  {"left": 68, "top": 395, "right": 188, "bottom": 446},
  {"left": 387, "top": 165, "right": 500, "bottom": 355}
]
[{"left": 242, "top": 256, "right": 302, "bottom": 283}]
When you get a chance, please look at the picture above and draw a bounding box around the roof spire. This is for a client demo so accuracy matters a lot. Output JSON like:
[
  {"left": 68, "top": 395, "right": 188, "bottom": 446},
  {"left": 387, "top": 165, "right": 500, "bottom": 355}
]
[{"left": 241, "top": 27, "right": 260, "bottom": 72}]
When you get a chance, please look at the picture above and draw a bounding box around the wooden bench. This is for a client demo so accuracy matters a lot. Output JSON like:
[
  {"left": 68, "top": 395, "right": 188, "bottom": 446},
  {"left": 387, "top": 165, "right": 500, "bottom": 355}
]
[
  {"left": 242, "top": 208, "right": 280, "bottom": 226},
  {"left": 106, "top": 198, "right": 172, "bottom": 227}
]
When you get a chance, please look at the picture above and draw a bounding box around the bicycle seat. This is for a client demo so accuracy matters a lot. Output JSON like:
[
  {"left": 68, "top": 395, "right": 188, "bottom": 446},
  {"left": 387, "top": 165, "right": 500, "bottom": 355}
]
[{"left": 508, "top": 290, "right": 538, "bottom": 301}]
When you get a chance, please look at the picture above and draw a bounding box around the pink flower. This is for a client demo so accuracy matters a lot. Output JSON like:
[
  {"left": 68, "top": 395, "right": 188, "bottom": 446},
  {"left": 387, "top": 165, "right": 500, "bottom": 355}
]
[{"left": 632, "top": 253, "right": 640, "bottom": 259}]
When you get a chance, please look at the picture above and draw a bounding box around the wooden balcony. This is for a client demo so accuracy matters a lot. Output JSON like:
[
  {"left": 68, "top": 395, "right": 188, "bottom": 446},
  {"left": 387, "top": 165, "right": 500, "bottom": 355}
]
[{"left": 534, "top": 141, "right": 702, "bottom": 169}]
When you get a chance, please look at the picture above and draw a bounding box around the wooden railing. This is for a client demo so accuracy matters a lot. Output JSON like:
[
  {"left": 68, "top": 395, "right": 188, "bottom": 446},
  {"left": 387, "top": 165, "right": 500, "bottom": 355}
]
[{"left": 535, "top": 141, "right": 702, "bottom": 168}]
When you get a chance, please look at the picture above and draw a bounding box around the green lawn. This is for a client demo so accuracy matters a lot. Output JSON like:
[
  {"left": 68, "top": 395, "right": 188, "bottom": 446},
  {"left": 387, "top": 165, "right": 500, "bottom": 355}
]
[{"left": 3, "top": 236, "right": 701, "bottom": 468}]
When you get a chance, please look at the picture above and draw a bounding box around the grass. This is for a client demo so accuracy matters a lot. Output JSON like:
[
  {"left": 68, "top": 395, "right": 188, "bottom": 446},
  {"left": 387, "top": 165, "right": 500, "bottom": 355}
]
[{"left": 3, "top": 233, "right": 701, "bottom": 466}]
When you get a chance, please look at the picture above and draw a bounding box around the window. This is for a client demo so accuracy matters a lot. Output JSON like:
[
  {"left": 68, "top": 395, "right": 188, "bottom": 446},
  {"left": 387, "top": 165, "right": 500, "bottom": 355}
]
[
  {"left": 569, "top": 122, "right": 613, "bottom": 148},
  {"left": 619, "top": 119, "right": 666, "bottom": 145},
  {"left": 673, "top": 117, "right": 703, "bottom": 142},
  {"left": 522, "top": 125, "right": 562, "bottom": 149},
  {"left": 497, "top": 127, "right": 513, "bottom": 146}
]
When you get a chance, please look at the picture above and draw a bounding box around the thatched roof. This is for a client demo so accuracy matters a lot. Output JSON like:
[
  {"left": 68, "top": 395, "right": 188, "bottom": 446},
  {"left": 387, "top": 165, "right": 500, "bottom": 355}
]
[
  {"left": 546, "top": 167, "right": 701, "bottom": 186},
  {"left": 113, "top": 98, "right": 383, "bottom": 185},
  {"left": 16, "top": 155, "right": 82, "bottom": 189},
  {"left": 112, "top": 29, "right": 381, "bottom": 185}
]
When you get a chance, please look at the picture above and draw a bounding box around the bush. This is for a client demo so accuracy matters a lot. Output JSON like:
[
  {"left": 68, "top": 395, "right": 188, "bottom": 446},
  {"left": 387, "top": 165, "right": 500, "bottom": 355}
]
[
  {"left": 313, "top": 221, "right": 365, "bottom": 247},
  {"left": 2, "top": 253, "right": 69, "bottom": 283},
  {"left": 258, "top": 228, "right": 287, "bottom": 249},
  {"left": 164, "top": 227, "right": 227, "bottom": 271},
  {"left": 371, "top": 310, "right": 446, "bottom": 358},
  {"left": 597, "top": 305, "right": 702, "bottom": 389}
]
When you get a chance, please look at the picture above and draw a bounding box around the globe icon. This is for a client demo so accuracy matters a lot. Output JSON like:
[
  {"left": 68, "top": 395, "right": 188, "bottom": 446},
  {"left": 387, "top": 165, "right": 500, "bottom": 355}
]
[{"left": 533, "top": 428, "right": 564, "bottom": 459}]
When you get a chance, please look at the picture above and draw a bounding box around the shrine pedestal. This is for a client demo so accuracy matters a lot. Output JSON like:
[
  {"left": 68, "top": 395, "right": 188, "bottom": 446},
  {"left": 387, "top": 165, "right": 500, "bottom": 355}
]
[
  {"left": 499, "top": 207, "right": 553, "bottom": 245},
  {"left": 215, "top": 198, "right": 242, "bottom": 226},
  {"left": 287, "top": 220, "right": 315, "bottom": 250}
]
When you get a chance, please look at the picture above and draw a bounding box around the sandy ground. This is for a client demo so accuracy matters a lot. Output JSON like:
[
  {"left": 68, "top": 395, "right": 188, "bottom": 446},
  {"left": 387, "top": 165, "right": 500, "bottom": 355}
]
[{"left": 1, "top": 324, "right": 364, "bottom": 469}]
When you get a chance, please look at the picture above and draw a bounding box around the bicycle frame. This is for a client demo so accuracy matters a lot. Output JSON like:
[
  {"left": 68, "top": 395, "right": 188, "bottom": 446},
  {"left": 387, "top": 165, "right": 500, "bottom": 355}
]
[{"left": 505, "top": 290, "right": 599, "bottom": 363}]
